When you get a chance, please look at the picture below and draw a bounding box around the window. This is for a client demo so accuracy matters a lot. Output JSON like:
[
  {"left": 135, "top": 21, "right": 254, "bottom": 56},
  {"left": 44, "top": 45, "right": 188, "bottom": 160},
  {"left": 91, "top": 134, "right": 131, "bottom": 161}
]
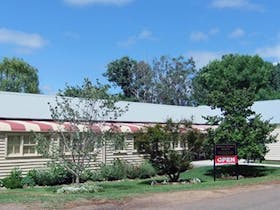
[
  {"left": 7, "top": 136, "right": 21, "bottom": 156},
  {"left": 7, "top": 135, "right": 37, "bottom": 157},
  {"left": 114, "top": 135, "right": 136, "bottom": 154}
]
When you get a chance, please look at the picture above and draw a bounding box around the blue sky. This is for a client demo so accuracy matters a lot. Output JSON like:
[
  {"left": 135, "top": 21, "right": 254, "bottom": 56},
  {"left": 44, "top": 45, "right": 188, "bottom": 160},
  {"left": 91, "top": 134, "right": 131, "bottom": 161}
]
[{"left": 0, "top": 0, "right": 279, "bottom": 94}]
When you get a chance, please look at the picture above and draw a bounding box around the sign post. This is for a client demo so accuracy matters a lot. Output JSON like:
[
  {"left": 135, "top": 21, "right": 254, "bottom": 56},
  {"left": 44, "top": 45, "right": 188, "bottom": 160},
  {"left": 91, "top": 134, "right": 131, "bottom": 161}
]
[{"left": 213, "top": 144, "right": 238, "bottom": 181}]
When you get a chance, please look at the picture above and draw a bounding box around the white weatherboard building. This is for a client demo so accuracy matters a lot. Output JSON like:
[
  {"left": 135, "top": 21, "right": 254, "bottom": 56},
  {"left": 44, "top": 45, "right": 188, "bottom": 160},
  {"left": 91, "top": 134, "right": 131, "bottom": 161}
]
[{"left": 0, "top": 91, "right": 279, "bottom": 177}]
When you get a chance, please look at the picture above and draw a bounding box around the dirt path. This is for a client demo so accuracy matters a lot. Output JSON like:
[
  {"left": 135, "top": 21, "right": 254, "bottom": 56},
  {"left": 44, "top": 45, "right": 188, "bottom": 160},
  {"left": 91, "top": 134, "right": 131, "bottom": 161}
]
[
  {"left": 1, "top": 183, "right": 279, "bottom": 210},
  {"left": 66, "top": 183, "right": 279, "bottom": 210}
]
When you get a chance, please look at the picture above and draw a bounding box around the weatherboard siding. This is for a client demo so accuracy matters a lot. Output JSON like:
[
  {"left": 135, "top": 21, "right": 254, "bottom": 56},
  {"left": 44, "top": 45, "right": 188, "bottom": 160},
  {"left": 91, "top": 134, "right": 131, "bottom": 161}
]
[
  {"left": 265, "top": 126, "right": 280, "bottom": 161},
  {"left": 0, "top": 133, "right": 146, "bottom": 178}
]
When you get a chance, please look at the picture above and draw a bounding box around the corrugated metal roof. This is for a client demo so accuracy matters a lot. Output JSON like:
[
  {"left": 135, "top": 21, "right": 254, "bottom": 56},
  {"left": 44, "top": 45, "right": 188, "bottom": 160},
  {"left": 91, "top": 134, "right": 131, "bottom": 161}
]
[{"left": 0, "top": 91, "right": 279, "bottom": 124}]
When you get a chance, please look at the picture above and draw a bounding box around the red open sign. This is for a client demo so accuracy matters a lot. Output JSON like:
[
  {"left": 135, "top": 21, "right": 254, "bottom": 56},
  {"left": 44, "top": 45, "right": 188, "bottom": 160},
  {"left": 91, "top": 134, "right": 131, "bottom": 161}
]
[{"left": 215, "top": 155, "right": 238, "bottom": 164}]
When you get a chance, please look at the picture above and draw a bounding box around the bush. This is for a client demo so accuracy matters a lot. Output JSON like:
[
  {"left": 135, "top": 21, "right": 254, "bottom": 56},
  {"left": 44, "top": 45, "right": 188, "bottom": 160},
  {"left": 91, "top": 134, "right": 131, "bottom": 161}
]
[
  {"left": 27, "top": 164, "right": 72, "bottom": 186},
  {"left": 48, "top": 163, "right": 72, "bottom": 185},
  {"left": 21, "top": 175, "right": 36, "bottom": 187},
  {"left": 89, "top": 170, "right": 103, "bottom": 182},
  {"left": 126, "top": 161, "right": 156, "bottom": 179},
  {"left": 2, "top": 168, "right": 23, "bottom": 189},
  {"left": 138, "top": 161, "right": 156, "bottom": 179},
  {"left": 27, "top": 169, "right": 51, "bottom": 186},
  {"left": 57, "top": 181, "right": 103, "bottom": 194},
  {"left": 126, "top": 164, "right": 140, "bottom": 179},
  {"left": 100, "top": 159, "right": 127, "bottom": 181}
]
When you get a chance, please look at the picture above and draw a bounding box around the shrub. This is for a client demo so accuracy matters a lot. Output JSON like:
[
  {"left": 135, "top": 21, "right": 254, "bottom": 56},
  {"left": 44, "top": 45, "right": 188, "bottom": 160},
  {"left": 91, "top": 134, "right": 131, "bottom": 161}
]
[
  {"left": 56, "top": 182, "right": 103, "bottom": 194},
  {"left": 138, "top": 161, "right": 156, "bottom": 179},
  {"left": 126, "top": 164, "right": 140, "bottom": 179},
  {"left": 27, "top": 169, "right": 51, "bottom": 186},
  {"left": 27, "top": 164, "right": 72, "bottom": 186},
  {"left": 21, "top": 175, "right": 36, "bottom": 187},
  {"left": 100, "top": 159, "right": 127, "bottom": 181},
  {"left": 89, "top": 170, "right": 103, "bottom": 182},
  {"left": 2, "top": 168, "right": 23, "bottom": 189},
  {"left": 48, "top": 163, "right": 72, "bottom": 185}
]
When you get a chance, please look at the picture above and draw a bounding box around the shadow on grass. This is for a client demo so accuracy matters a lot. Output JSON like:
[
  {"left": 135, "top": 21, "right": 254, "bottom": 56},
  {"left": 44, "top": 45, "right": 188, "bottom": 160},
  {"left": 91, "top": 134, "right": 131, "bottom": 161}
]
[{"left": 205, "top": 165, "right": 277, "bottom": 179}]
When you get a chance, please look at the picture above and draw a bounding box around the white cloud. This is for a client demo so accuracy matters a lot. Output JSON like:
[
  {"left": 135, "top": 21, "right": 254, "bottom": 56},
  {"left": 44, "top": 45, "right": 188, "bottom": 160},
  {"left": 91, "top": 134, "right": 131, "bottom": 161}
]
[
  {"left": 190, "top": 28, "right": 219, "bottom": 42},
  {"left": 0, "top": 28, "right": 47, "bottom": 51},
  {"left": 118, "top": 29, "right": 155, "bottom": 48},
  {"left": 209, "top": 28, "right": 219, "bottom": 35},
  {"left": 138, "top": 30, "right": 153, "bottom": 40},
  {"left": 190, "top": 32, "right": 208, "bottom": 41},
  {"left": 211, "top": 0, "right": 264, "bottom": 11},
  {"left": 186, "top": 51, "right": 224, "bottom": 69},
  {"left": 64, "top": 0, "right": 133, "bottom": 6},
  {"left": 229, "top": 28, "right": 245, "bottom": 38},
  {"left": 256, "top": 44, "right": 280, "bottom": 61}
]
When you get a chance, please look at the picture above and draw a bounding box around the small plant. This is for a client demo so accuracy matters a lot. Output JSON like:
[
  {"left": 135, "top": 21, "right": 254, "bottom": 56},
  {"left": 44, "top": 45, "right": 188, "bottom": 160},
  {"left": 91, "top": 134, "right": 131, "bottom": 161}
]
[
  {"left": 2, "top": 168, "right": 23, "bottom": 189},
  {"left": 138, "top": 161, "right": 156, "bottom": 179},
  {"left": 21, "top": 175, "right": 36, "bottom": 187},
  {"left": 27, "top": 164, "right": 72, "bottom": 186},
  {"left": 56, "top": 182, "right": 103, "bottom": 194},
  {"left": 126, "top": 164, "right": 140, "bottom": 179},
  {"left": 89, "top": 170, "right": 103, "bottom": 182},
  {"left": 100, "top": 159, "right": 127, "bottom": 181}
]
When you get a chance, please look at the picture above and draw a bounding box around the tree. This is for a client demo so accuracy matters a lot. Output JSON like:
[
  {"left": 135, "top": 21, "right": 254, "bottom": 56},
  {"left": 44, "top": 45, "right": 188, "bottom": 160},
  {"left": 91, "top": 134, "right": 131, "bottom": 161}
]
[
  {"left": 134, "top": 119, "right": 204, "bottom": 182},
  {"left": 104, "top": 55, "right": 196, "bottom": 105},
  {"left": 151, "top": 56, "right": 196, "bottom": 106},
  {"left": 58, "top": 78, "right": 110, "bottom": 99},
  {"left": 36, "top": 79, "right": 126, "bottom": 183},
  {"left": 104, "top": 56, "right": 137, "bottom": 98},
  {"left": 193, "top": 54, "right": 276, "bottom": 160},
  {"left": 0, "top": 57, "right": 40, "bottom": 93},
  {"left": 193, "top": 54, "right": 279, "bottom": 104}
]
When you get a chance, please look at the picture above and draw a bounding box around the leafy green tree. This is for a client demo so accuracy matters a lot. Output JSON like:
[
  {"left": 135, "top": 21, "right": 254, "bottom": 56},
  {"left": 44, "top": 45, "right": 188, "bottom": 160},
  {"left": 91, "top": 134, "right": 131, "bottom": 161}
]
[
  {"left": 151, "top": 56, "right": 196, "bottom": 106},
  {"left": 59, "top": 78, "right": 111, "bottom": 99},
  {"left": 134, "top": 120, "right": 204, "bottom": 182},
  {"left": 36, "top": 79, "right": 126, "bottom": 183},
  {"left": 193, "top": 54, "right": 278, "bottom": 104},
  {"left": 194, "top": 54, "right": 276, "bottom": 160},
  {"left": 0, "top": 57, "right": 40, "bottom": 93},
  {"left": 104, "top": 55, "right": 196, "bottom": 105},
  {"left": 257, "top": 63, "right": 280, "bottom": 100},
  {"left": 104, "top": 56, "right": 137, "bottom": 98}
]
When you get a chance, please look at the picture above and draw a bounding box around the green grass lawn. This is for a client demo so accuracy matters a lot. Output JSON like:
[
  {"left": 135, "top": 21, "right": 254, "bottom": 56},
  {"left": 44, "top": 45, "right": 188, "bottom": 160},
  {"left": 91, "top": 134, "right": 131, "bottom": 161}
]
[
  {"left": 0, "top": 165, "right": 280, "bottom": 209},
  {"left": 258, "top": 160, "right": 280, "bottom": 165}
]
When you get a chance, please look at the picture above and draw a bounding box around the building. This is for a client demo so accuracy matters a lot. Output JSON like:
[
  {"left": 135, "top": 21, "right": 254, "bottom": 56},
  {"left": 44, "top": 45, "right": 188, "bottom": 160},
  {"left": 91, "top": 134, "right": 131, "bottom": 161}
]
[{"left": 0, "top": 91, "right": 279, "bottom": 177}]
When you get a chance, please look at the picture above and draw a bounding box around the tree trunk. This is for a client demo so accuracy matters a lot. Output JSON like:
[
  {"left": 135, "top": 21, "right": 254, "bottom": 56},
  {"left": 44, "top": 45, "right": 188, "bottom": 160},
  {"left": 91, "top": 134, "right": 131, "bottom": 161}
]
[{"left": 75, "top": 175, "right": 80, "bottom": 184}]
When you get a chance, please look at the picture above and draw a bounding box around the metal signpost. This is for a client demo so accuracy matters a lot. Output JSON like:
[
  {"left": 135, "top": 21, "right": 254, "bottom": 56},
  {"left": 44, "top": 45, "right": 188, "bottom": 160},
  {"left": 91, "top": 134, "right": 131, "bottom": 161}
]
[{"left": 214, "top": 144, "right": 238, "bottom": 181}]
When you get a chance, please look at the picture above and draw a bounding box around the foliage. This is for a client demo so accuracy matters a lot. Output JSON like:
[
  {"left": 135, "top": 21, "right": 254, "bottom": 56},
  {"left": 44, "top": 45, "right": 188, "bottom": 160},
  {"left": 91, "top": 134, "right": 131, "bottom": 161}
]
[
  {"left": 0, "top": 57, "right": 40, "bottom": 93},
  {"left": 104, "top": 56, "right": 137, "bottom": 98},
  {"left": 27, "top": 164, "right": 72, "bottom": 186},
  {"left": 56, "top": 182, "right": 103, "bottom": 194},
  {"left": 135, "top": 120, "right": 201, "bottom": 182},
  {"left": 104, "top": 55, "right": 196, "bottom": 105},
  {"left": 193, "top": 54, "right": 275, "bottom": 105},
  {"left": 35, "top": 79, "right": 126, "bottom": 183},
  {"left": 2, "top": 168, "right": 23, "bottom": 189},
  {"left": 99, "top": 159, "right": 127, "bottom": 181},
  {"left": 151, "top": 56, "right": 196, "bottom": 106},
  {"left": 21, "top": 175, "right": 36, "bottom": 187},
  {"left": 193, "top": 54, "right": 276, "bottom": 160},
  {"left": 125, "top": 161, "right": 156, "bottom": 179},
  {"left": 59, "top": 78, "right": 111, "bottom": 99}
]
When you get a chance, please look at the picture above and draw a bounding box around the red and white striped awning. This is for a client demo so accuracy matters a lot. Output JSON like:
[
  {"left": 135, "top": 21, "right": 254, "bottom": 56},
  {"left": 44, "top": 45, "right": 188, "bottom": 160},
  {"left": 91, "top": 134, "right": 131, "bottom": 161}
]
[
  {"left": 0, "top": 120, "right": 214, "bottom": 133},
  {"left": 0, "top": 120, "right": 149, "bottom": 133}
]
